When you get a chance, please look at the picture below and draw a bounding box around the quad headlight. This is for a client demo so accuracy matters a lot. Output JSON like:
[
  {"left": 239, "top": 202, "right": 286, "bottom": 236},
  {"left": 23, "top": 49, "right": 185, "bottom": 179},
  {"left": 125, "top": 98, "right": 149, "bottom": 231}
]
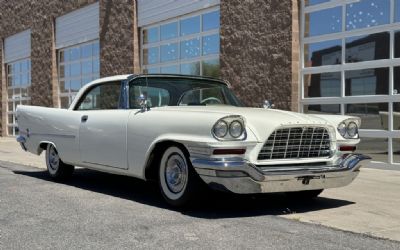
[
  {"left": 212, "top": 116, "right": 246, "bottom": 140},
  {"left": 337, "top": 119, "right": 360, "bottom": 139}
]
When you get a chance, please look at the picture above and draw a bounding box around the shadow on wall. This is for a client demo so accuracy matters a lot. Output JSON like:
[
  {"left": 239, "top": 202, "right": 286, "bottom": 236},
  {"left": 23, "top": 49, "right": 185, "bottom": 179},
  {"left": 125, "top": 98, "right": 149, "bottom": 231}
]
[{"left": 14, "top": 168, "right": 354, "bottom": 218}]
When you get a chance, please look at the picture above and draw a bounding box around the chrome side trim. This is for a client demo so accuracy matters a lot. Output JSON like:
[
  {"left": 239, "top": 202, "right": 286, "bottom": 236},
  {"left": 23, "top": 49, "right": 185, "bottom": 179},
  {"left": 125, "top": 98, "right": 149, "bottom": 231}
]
[{"left": 30, "top": 133, "right": 76, "bottom": 139}]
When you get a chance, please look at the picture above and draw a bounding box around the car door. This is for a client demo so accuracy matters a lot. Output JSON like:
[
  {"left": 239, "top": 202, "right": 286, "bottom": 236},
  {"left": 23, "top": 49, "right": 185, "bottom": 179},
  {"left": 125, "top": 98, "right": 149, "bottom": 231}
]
[{"left": 77, "top": 81, "right": 130, "bottom": 170}]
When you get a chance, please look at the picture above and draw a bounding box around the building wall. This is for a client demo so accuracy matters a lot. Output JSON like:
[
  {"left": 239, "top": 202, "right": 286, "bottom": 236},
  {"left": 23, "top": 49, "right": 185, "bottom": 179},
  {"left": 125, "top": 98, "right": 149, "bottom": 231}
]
[
  {"left": 220, "top": 0, "right": 299, "bottom": 110},
  {"left": 0, "top": 0, "right": 139, "bottom": 135}
]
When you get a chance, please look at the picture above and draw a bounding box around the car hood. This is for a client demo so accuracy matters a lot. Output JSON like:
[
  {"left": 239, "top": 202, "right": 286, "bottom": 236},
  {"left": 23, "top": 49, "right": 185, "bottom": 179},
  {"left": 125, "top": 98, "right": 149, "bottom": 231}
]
[{"left": 156, "top": 106, "right": 335, "bottom": 142}]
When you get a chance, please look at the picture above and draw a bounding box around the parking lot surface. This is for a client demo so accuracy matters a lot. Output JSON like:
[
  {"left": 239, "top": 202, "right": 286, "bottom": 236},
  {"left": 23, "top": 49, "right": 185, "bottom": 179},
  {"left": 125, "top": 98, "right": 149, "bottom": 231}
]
[{"left": 1, "top": 161, "right": 399, "bottom": 250}]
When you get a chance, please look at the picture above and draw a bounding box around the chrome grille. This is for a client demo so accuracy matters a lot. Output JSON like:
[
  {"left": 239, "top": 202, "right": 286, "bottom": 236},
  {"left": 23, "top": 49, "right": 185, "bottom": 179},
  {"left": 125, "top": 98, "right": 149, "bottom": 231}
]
[{"left": 258, "top": 127, "right": 331, "bottom": 160}]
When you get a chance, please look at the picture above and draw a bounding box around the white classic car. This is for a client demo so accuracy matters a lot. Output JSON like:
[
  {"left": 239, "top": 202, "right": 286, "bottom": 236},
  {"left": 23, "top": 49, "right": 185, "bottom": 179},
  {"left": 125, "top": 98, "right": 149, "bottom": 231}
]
[{"left": 16, "top": 74, "right": 370, "bottom": 206}]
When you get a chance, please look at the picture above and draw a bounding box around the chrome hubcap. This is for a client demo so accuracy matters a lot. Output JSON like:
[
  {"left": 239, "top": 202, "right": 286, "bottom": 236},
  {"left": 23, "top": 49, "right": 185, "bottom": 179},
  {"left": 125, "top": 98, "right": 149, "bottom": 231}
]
[
  {"left": 48, "top": 146, "right": 60, "bottom": 171},
  {"left": 165, "top": 154, "right": 188, "bottom": 193}
]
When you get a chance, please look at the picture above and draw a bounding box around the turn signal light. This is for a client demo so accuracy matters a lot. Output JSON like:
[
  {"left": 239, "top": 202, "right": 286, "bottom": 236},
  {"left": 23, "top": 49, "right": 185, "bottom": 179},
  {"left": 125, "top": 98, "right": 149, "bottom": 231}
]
[
  {"left": 339, "top": 146, "right": 356, "bottom": 152},
  {"left": 213, "top": 148, "right": 246, "bottom": 155}
]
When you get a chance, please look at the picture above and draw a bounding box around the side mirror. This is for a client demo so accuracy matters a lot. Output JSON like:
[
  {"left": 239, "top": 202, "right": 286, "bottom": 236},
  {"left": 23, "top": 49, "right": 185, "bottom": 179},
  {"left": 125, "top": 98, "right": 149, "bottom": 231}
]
[
  {"left": 263, "top": 100, "right": 275, "bottom": 109},
  {"left": 137, "top": 94, "right": 150, "bottom": 112}
]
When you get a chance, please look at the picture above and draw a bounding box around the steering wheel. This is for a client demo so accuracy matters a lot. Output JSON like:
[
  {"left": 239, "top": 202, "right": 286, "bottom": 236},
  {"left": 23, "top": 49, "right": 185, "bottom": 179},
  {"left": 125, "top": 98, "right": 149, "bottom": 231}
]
[{"left": 200, "top": 97, "right": 222, "bottom": 105}]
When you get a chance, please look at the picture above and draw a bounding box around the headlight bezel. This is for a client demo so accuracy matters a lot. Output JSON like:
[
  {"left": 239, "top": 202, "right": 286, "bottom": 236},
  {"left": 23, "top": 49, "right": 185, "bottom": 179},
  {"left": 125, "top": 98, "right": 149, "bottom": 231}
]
[
  {"left": 337, "top": 119, "right": 360, "bottom": 139},
  {"left": 212, "top": 116, "right": 246, "bottom": 141}
]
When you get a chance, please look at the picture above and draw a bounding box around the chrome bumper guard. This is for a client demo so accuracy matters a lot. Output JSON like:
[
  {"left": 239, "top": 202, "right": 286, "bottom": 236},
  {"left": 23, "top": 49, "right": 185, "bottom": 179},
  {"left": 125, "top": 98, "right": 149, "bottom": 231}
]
[
  {"left": 191, "top": 154, "right": 371, "bottom": 194},
  {"left": 16, "top": 135, "right": 27, "bottom": 151}
]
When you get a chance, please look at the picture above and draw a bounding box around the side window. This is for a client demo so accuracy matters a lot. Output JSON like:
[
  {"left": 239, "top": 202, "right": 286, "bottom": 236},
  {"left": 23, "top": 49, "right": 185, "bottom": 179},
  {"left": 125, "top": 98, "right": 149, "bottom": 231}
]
[
  {"left": 129, "top": 82, "right": 170, "bottom": 109},
  {"left": 77, "top": 82, "right": 121, "bottom": 110}
]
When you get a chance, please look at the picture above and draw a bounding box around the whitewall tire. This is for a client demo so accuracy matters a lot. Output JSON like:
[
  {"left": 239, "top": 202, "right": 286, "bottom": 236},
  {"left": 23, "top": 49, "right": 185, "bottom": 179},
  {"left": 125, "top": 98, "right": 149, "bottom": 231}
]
[
  {"left": 158, "top": 145, "right": 201, "bottom": 207},
  {"left": 45, "top": 144, "right": 74, "bottom": 180}
]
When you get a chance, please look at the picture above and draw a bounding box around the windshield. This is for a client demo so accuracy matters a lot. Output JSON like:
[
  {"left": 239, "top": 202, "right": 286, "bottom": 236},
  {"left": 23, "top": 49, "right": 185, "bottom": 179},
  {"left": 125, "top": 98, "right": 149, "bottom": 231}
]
[{"left": 129, "top": 77, "right": 243, "bottom": 108}]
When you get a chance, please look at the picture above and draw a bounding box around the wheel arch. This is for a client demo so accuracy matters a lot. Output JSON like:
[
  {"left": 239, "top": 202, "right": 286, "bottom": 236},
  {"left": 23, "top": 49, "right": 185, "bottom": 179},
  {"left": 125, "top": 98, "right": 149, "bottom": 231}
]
[
  {"left": 38, "top": 141, "right": 58, "bottom": 155},
  {"left": 143, "top": 139, "right": 190, "bottom": 181}
]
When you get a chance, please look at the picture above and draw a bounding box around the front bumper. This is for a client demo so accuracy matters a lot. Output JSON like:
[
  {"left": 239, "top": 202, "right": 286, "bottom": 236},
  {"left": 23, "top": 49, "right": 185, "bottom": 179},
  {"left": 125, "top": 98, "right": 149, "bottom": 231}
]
[{"left": 191, "top": 154, "right": 371, "bottom": 194}]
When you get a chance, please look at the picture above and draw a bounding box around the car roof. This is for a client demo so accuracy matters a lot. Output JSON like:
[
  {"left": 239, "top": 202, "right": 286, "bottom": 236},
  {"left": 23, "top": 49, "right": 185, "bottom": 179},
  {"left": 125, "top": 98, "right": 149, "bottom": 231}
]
[{"left": 90, "top": 74, "right": 225, "bottom": 86}]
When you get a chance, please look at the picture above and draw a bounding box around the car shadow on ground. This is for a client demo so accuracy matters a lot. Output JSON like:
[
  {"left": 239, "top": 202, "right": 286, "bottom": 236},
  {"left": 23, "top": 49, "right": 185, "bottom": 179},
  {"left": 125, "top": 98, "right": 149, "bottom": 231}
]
[{"left": 14, "top": 168, "right": 355, "bottom": 219}]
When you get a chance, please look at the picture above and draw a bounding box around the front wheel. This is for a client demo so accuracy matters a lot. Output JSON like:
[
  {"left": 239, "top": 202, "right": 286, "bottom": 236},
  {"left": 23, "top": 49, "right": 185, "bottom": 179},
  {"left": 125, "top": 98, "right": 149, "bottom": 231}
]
[
  {"left": 45, "top": 144, "right": 74, "bottom": 180},
  {"left": 158, "top": 146, "right": 202, "bottom": 207}
]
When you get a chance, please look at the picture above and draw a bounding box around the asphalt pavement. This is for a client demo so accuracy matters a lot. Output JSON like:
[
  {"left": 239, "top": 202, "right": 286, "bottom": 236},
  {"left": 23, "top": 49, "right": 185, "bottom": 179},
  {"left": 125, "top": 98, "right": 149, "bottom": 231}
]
[{"left": 0, "top": 161, "right": 399, "bottom": 250}]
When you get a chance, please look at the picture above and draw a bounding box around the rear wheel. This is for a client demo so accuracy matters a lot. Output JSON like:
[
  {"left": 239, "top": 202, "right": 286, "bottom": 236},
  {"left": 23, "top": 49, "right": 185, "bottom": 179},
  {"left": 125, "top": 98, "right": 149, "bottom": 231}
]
[
  {"left": 285, "top": 189, "right": 323, "bottom": 200},
  {"left": 158, "top": 145, "right": 202, "bottom": 207},
  {"left": 45, "top": 144, "right": 74, "bottom": 180}
]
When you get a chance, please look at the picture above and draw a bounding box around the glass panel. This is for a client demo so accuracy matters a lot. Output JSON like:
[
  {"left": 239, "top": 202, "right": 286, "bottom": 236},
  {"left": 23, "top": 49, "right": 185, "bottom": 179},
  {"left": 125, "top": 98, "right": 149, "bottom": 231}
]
[
  {"left": 395, "top": 67, "right": 400, "bottom": 95},
  {"left": 82, "top": 77, "right": 92, "bottom": 85},
  {"left": 21, "top": 74, "right": 28, "bottom": 86},
  {"left": 8, "top": 102, "right": 13, "bottom": 111},
  {"left": 160, "top": 43, "right": 178, "bottom": 62},
  {"left": 130, "top": 85, "right": 170, "bottom": 109},
  {"left": 345, "top": 103, "right": 388, "bottom": 129},
  {"left": 305, "top": 7, "right": 342, "bottom": 37},
  {"left": 93, "top": 59, "right": 100, "bottom": 73},
  {"left": 303, "top": 104, "right": 341, "bottom": 114},
  {"left": 7, "top": 64, "right": 12, "bottom": 75},
  {"left": 346, "top": 0, "right": 390, "bottom": 30},
  {"left": 81, "top": 44, "right": 92, "bottom": 58},
  {"left": 394, "top": 102, "right": 400, "bottom": 130},
  {"left": 304, "top": 40, "right": 341, "bottom": 67},
  {"left": 70, "top": 80, "right": 81, "bottom": 92},
  {"left": 70, "top": 63, "right": 81, "bottom": 76},
  {"left": 304, "top": 72, "right": 341, "bottom": 98},
  {"left": 8, "top": 114, "right": 14, "bottom": 124},
  {"left": 202, "top": 10, "right": 220, "bottom": 31},
  {"left": 356, "top": 137, "right": 388, "bottom": 163},
  {"left": 59, "top": 50, "right": 65, "bottom": 63},
  {"left": 180, "top": 38, "right": 200, "bottom": 59},
  {"left": 180, "top": 62, "right": 200, "bottom": 75},
  {"left": 160, "top": 22, "right": 178, "bottom": 41},
  {"left": 345, "top": 68, "right": 389, "bottom": 96},
  {"left": 396, "top": 0, "right": 400, "bottom": 22},
  {"left": 93, "top": 42, "right": 100, "bottom": 57},
  {"left": 202, "top": 59, "right": 220, "bottom": 78},
  {"left": 160, "top": 65, "right": 179, "bottom": 74},
  {"left": 8, "top": 126, "right": 14, "bottom": 136},
  {"left": 143, "top": 47, "right": 159, "bottom": 65},
  {"left": 7, "top": 76, "right": 13, "bottom": 87},
  {"left": 145, "top": 67, "right": 160, "bottom": 74},
  {"left": 345, "top": 32, "right": 389, "bottom": 63},
  {"left": 203, "top": 34, "right": 219, "bottom": 55},
  {"left": 77, "top": 82, "right": 121, "bottom": 110},
  {"left": 13, "top": 63, "right": 20, "bottom": 74},
  {"left": 394, "top": 139, "right": 400, "bottom": 163},
  {"left": 64, "top": 64, "right": 70, "bottom": 77},
  {"left": 59, "top": 65, "right": 65, "bottom": 78},
  {"left": 143, "top": 27, "right": 159, "bottom": 44},
  {"left": 82, "top": 61, "right": 93, "bottom": 75},
  {"left": 70, "top": 47, "right": 80, "bottom": 61},
  {"left": 7, "top": 87, "right": 13, "bottom": 99},
  {"left": 305, "top": 0, "right": 330, "bottom": 6},
  {"left": 20, "top": 60, "right": 28, "bottom": 72},
  {"left": 395, "top": 31, "right": 400, "bottom": 58},
  {"left": 180, "top": 16, "right": 200, "bottom": 36}
]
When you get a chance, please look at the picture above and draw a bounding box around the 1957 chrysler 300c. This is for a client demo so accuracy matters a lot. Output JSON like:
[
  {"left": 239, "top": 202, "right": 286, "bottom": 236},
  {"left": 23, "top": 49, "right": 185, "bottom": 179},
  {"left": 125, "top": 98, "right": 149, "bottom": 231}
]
[{"left": 16, "top": 74, "right": 370, "bottom": 206}]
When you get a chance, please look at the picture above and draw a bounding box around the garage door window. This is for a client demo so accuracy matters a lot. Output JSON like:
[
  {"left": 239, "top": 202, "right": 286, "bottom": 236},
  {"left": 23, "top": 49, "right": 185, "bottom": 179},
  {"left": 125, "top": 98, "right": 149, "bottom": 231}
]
[{"left": 142, "top": 8, "right": 220, "bottom": 78}]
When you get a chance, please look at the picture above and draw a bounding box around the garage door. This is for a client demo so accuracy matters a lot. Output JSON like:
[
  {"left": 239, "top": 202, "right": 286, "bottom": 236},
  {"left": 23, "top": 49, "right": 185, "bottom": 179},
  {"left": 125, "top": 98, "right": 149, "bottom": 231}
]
[
  {"left": 4, "top": 29, "right": 31, "bottom": 63},
  {"left": 55, "top": 2, "right": 99, "bottom": 49},
  {"left": 137, "top": 0, "right": 220, "bottom": 27}
]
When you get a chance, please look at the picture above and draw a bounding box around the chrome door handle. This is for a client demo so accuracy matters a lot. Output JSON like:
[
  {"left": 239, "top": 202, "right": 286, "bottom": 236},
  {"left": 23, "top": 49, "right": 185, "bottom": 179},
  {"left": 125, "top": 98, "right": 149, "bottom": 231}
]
[{"left": 81, "top": 115, "right": 88, "bottom": 122}]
